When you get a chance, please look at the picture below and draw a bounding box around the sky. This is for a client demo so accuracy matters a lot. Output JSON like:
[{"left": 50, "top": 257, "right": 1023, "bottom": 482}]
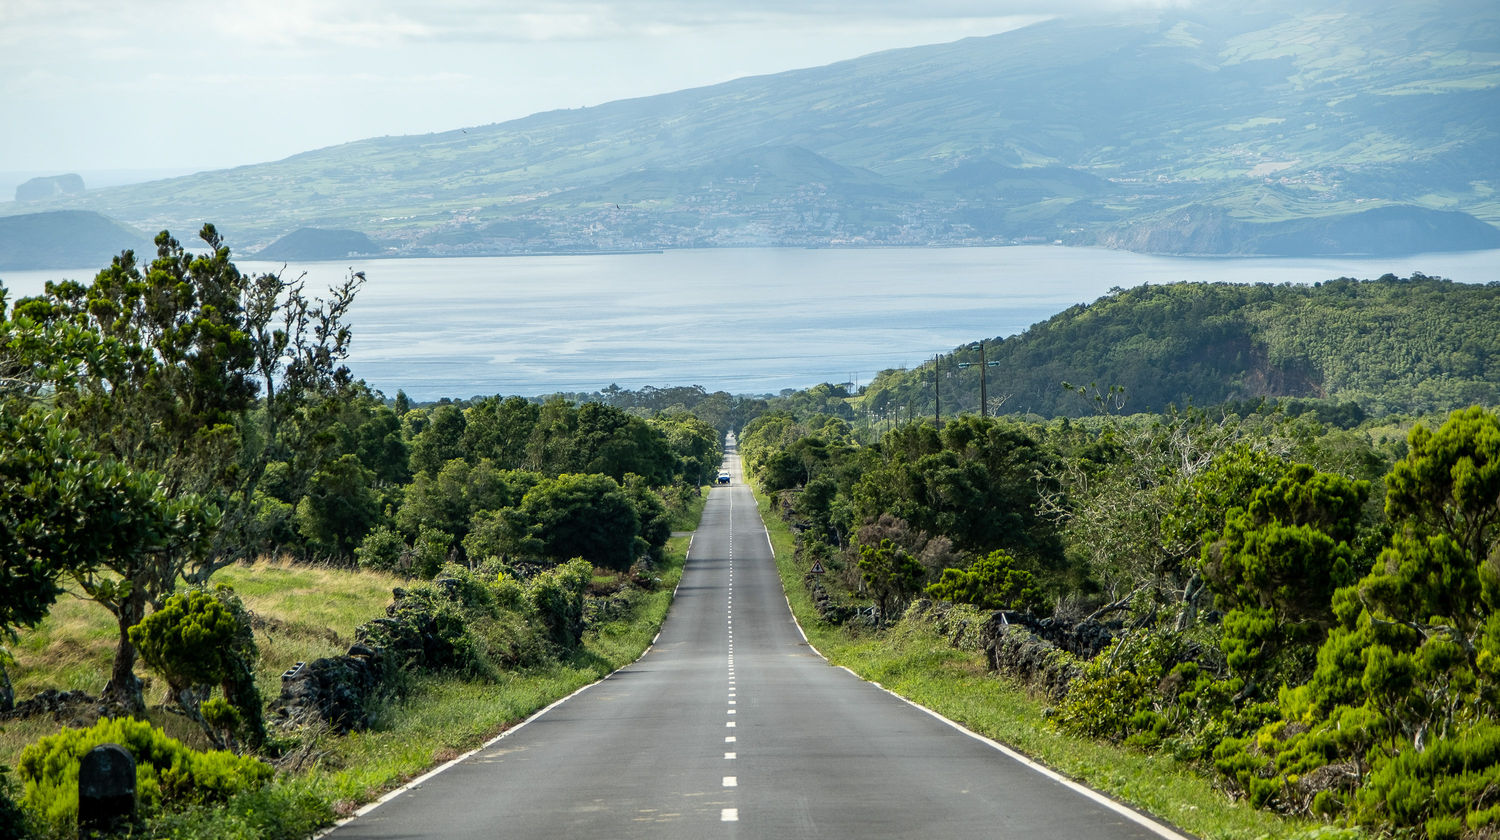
[{"left": 0, "top": 0, "right": 1181, "bottom": 179}]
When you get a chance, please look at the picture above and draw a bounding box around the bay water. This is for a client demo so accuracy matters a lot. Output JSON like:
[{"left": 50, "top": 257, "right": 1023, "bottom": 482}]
[{"left": 4, "top": 246, "right": 1497, "bottom": 401}]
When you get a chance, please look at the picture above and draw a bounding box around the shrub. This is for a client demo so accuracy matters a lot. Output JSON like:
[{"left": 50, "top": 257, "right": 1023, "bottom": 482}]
[
  {"left": 17, "top": 717, "right": 271, "bottom": 832},
  {"left": 528, "top": 559, "right": 593, "bottom": 650},
  {"left": 128, "top": 587, "right": 265, "bottom": 750},
  {"left": 0, "top": 767, "right": 39, "bottom": 840},
  {"left": 925, "top": 549, "right": 1047, "bottom": 612},
  {"left": 412, "top": 525, "right": 453, "bottom": 579},
  {"left": 355, "top": 525, "right": 408, "bottom": 574}
]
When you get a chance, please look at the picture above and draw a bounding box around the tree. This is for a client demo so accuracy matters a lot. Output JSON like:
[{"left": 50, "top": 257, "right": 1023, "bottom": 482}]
[
  {"left": 410, "top": 403, "right": 467, "bottom": 476},
  {"left": 295, "top": 453, "right": 381, "bottom": 558},
  {"left": 460, "top": 396, "right": 539, "bottom": 469},
  {"left": 570, "top": 402, "right": 675, "bottom": 485},
  {"left": 0, "top": 408, "right": 200, "bottom": 710},
  {"left": 4, "top": 225, "right": 362, "bottom": 711},
  {"left": 1215, "top": 408, "right": 1500, "bottom": 834},
  {"left": 395, "top": 459, "right": 538, "bottom": 548},
  {"left": 650, "top": 411, "right": 722, "bottom": 486},
  {"left": 1050, "top": 413, "right": 1293, "bottom": 611},
  {"left": 1203, "top": 464, "right": 1369, "bottom": 680},
  {"left": 622, "top": 474, "right": 672, "bottom": 563},
  {"left": 857, "top": 538, "right": 924, "bottom": 625},
  {"left": 65, "top": 467, "right": 216, "bottom": 715},
  {"left": 519, "top": 474, "right": 641, "bottom": 571},
  {"left": 852, "top": 417, "right": 1061, "bottom": 567},
  {"left": 926, "top": 550, "right": 1046, "bottom": 612},
  {"left": 129, "top": 587, "right": 264, "bottom": 751},
  {"left": 1384, "top": 404, "right": 1500, "bottom": 564}
]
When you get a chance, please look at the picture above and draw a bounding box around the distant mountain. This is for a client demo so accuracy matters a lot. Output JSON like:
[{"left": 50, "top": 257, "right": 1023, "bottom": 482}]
[
  {"left": 1100, "top": 204, "right": 1500, "bottom": 256},
  {"left": 0, "top": 211, "right": 149, "bottom": 272},
  {"left": 15, "top": 174, "right": 84, "bottom": 202},
  {"left": 254, "top": 228, "right": 383, "bottom": 261},
  {"left": 1, "top": 0, "right": 1496, "bottom": 259},
  {"left": 861, "top": 274, "right": 1500, "bottom": 419}
]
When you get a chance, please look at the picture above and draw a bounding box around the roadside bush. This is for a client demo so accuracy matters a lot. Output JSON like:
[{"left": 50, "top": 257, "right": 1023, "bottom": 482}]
[
  {"left": 355, "top": 525, "right": 409, "bottom": 574},
  {"left": 17, "top": 717, "right": 272, "bottom": 832},
  {"left": 366, "top": 579, "right": 488, "bottom": 677},
  {"left": 129, "top": 587, "right": 265, "bottom": 750},
  {"left": 528, "top": 559, "right": 593, "bottom": 650},
  {"left": 1049, "top": 624, "right": 1274, "bottom": 761},
  {"left": 926, "top": 549, "right": 1047, "bottom": 612}
]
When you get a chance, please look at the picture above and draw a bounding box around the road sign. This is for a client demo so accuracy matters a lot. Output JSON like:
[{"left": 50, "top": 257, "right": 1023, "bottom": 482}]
[{"left": 809, "top": 560, "right": 826, "bottom": 575}]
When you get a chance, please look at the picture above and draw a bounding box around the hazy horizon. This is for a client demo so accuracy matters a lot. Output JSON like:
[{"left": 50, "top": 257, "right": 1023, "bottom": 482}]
[{"left": 4, "top": 0, "right": 1200, "bottom": 175}]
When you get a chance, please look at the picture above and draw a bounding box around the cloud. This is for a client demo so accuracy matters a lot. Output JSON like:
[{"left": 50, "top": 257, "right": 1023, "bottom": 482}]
[
  {"left": 2, "top": 0, "right": 1193, "bottom": 54},
  {"left": 0, "top": 0, "right": 1201, "bottom": 170}
]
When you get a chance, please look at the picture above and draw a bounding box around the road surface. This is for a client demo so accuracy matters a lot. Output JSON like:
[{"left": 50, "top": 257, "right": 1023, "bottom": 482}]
[{"left": 327, "top": 441, "right": 1187, "bottom": 839}]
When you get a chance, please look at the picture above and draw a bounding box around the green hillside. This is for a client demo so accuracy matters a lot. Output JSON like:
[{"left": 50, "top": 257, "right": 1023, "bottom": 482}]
[
  {"left": 0, "top": 211, "right": 149, "bottom": 271},
  {"left": 860, "top": 274, "right": 1500, "bottom": 419},
  {"left": 0, "top": 0, "right": 1494, "bottom": 259}
]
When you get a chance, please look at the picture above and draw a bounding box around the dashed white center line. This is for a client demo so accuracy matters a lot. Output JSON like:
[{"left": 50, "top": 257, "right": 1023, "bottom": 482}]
[
  {"left": 726, "top": 721, "right": 736, "bottom": 728},
  {"left": 725, "top": 736, "right": 736, "bottom": 743},
  {"left": 722, "top": 808, "right": 738, "bottom": 822},
  {"left": 723, "top": 776, "right": 737, "bottom": 787},
  {"left": 725, "top": 752, "right": 736, "bottom": 759}
]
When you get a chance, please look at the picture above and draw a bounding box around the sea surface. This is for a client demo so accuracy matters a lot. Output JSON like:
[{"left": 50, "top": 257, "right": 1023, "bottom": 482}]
[{"left": 4, "top": 246, "right": 1498, "bottom": 401}]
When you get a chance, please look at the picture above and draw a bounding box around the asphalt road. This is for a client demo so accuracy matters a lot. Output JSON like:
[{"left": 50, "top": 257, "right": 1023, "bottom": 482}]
[{"left": 326, "top": 442, "right": 1189, "bottom": 839}]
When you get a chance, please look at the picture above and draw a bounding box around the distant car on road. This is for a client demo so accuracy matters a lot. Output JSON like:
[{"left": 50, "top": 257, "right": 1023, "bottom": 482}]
[{"left": 716, "top": 472, "right": 731, "bottom": 485}]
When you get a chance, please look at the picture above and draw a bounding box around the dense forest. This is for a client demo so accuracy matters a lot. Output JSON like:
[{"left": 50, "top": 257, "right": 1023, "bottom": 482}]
[
  {"left": 743, "top": 390, "right": 1500, "bottom": 838},
  {"left": 861, "top": 275, "right": 1500, "bottom": 420}
]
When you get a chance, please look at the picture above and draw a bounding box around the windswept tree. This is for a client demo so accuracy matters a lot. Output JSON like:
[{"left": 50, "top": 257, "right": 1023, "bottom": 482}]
[
  {"left": 0, "top": 408, "right": 209, "bottom": 712},
  {"left": 2, "top": 225, "right": 362, "bottom": 711}
]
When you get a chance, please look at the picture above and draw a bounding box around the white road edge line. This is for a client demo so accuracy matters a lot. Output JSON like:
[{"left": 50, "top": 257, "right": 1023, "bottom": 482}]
[
  {"left": 323, "top": 668, "right": 617, "bottom": 834},
  {"left": 317, "top": 492, "right": 712, "bottom": 836},
  {"left": 782, "top": 600, "right": 1192, "bottom": 840}
]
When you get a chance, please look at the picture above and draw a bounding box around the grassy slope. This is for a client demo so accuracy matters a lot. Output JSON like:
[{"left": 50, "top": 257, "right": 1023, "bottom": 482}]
[{"left": 753, "top": 489, "right": 1351, "bottom": 840}]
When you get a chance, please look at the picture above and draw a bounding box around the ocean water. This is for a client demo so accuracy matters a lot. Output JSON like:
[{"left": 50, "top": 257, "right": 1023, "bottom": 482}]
[{"left": 5, "top": 246, "right": 1498, "bottom": 400}]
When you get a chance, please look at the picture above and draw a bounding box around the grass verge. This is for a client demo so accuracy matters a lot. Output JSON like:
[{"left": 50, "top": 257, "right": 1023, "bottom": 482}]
[
  {"left": 752, "top": 489, "right": 1353, "bottom": 840},
  {"left": 307, "top": 539, "right": 687, "bottom": 815}
]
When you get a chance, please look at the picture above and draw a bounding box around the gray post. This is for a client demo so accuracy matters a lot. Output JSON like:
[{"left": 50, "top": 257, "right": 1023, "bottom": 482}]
[
  {"left": 78, "top": 743, "right": 135, "bottom": 834},
  {"left": 978, "top": 340, "right": 987, "bottom": 418}
]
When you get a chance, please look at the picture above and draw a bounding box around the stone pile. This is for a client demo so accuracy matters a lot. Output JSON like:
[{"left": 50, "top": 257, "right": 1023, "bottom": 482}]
[
  {"left": 270, "top": 582, "right": 466, "bottom": 733},
  {"left": 977, "top": 611, "right": 1121, "bottom": 700},
  {"left": 0, "top": 689, "right": 101, "bottom": 724}
]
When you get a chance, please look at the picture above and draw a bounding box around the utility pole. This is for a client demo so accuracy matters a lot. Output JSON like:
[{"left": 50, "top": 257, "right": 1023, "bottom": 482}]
[
  {"left": 978, "top": 340, "right": 988, "bottom": 418},
  {"left": 959, "top": 341, "right": 999, "bottom": 418},
  {"left": 933, "top": 354, "right": 941, "bottom": 429}
]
